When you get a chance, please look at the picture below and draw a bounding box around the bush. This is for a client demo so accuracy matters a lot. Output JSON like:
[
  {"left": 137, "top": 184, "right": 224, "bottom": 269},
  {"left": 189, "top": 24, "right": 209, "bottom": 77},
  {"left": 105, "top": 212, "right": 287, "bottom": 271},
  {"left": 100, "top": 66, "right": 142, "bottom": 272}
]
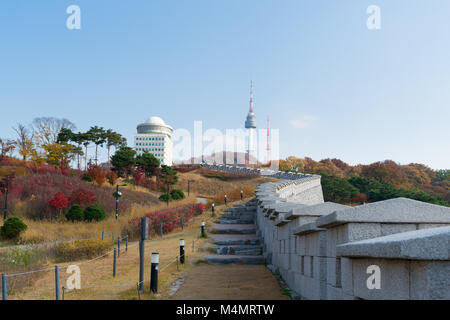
[
  {"left": 0, "top": 217, "right": 27, "bottom": 239},
  {"left": 82, "top": 174, "right": 93, "bottom": 182},
  {"left": 55, "top": 239, "right": 113, "bottom": 262},
  {"left": 83, "top": 204, "right": 106, "bottom": 222},
  {"left": 159, "top": 192, "right": 172, "bottom": 202},
  {"left": 65, "top": 204, "right": 84, "bottom": 222},
  {"left": 170, "top": 189, "right": 185, "bottom": 200},
  {"left": 124, "top": 203, "right": 206, "bottom": 240}
]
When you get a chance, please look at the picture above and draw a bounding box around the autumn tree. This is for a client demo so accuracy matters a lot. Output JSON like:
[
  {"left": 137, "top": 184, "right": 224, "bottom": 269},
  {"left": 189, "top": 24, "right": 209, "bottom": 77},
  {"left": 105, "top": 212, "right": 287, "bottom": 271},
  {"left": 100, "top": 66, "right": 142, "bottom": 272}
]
[
  {"left": 42, "top": 143, "right": 73, "bottom": 168},
  {"left": 13, "top": 124, "right": 34, "bottom": 160},
  {"left": 48, "top": 191, "right": 70, "bottom": 220},
  {"left": 0, "top": 138, "right": 16, "bottom": 160},
  {"left": 32, "top": 117, "right": 76, "bottom": 146}
]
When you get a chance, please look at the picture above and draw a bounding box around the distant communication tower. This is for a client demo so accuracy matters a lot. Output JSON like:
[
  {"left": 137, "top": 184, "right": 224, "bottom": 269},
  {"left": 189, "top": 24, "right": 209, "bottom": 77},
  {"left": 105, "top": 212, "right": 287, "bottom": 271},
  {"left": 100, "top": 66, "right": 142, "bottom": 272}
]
[
  {"left": 245, "top": 80, "right": 257, "bottom": 165},
  {"left": 267, "top": 115, "right": 271, "bottom": 164}
]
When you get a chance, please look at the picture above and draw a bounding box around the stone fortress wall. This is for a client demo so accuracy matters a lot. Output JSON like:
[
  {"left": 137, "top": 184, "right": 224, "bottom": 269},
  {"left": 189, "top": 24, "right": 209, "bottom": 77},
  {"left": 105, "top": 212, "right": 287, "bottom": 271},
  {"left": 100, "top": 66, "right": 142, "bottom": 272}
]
[{"left": 204, "top": 164, "right": 450, "bottom": 300}]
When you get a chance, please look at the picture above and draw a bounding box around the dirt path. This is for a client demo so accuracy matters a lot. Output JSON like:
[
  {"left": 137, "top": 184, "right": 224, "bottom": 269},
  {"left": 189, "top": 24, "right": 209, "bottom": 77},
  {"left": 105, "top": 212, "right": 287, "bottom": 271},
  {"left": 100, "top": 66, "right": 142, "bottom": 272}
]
[{"left": 170, "top": 264, "right": 290, "bottom": 300}]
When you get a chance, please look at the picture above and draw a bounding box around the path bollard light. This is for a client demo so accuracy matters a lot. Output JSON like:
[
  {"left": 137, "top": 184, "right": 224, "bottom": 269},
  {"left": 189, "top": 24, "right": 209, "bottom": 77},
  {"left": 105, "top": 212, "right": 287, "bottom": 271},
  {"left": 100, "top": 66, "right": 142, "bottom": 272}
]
[
  {"left": 112, "top": 232, "right": 114, "bottom": 244},
  {"left": 224, "top": 194, "right": 227, "bottom": 206},
  {"left": 2, "top": 274, "right": 7, "bottom": 301},
  {"left": 180, "top": 239, "right": 185, "bottom": 264},
  {"left": 180, "top": 217, "right": 184, "bottom": 230},
  {"left": 126, "top": 235, "right": 128, "bottom": 252},
  {"left": 160, "top": 223, "right": 163, "bottom": 238},
  {"left": 240, "top": 189, "right": 243, "bottom": 201},
  {"left": 211, "top": 203, "right": 215, "bottom": 216},
  {"left": 55, "top": 266, "right": 60, "bottom": 300},
  {"left": 150, "top": 253, "right": 159, "bottom": 293},
  {"left": 201, "top": 221, "right": 206, "bottom": 238},
  {"left": 102, "top": 231, "right": 104, "bottom": 240},
  {"left": 118, "top": 237, "right": 121, "bottom": 257},
  {"left": 113, "top": 248, "right": 117, "bottom": 277}
]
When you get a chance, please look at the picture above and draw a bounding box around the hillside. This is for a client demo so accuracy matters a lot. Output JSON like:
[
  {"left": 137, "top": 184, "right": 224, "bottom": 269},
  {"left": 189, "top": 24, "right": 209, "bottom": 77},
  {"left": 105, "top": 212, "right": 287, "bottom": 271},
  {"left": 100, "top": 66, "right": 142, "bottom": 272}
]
[{"left": 280, "top": 157, "right": 449, "bottom": 206}]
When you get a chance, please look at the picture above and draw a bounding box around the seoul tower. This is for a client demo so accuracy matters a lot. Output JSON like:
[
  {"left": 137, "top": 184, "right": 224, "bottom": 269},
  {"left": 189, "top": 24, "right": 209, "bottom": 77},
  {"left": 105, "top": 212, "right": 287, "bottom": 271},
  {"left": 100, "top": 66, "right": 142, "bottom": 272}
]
[{"left": 245, "top": 80, "right": 257, "bottom": 165}]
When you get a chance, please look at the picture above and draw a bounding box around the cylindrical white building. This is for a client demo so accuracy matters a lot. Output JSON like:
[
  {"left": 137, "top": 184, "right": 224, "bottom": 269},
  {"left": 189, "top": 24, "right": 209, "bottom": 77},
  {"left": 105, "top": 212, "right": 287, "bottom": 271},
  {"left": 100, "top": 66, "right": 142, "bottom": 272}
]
[{"left": 134, "top": 116, "right": 173, "bottom": 166}]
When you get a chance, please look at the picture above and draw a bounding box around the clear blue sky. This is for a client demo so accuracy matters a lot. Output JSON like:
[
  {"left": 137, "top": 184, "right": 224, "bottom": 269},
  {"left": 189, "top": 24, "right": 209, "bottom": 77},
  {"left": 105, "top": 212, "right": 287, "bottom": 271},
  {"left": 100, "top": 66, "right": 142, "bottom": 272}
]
[{"left": 0, "top": 0, "right": 449, "bottom": 169}]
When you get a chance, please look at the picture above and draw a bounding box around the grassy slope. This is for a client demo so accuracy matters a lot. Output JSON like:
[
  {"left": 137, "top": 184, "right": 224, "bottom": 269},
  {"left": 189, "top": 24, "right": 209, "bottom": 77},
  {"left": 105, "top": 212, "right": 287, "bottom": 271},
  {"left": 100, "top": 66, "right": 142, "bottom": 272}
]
[{"left": 5, "top": 202, "right": 234, "bottom": 300}]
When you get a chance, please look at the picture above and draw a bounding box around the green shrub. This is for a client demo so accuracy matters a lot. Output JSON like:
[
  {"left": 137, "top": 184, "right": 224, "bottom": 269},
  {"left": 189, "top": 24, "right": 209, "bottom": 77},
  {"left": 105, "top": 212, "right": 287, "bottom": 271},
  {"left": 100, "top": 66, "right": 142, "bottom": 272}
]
[
  {"left": 55, "top": 239, "right": 113, "bottom": 262},
  {"left": 170, "top": 189, "right": 185, "bottom": 200},
  {"left": 0, "top": 217, "right": 27, "bottom": 239},
  {"left": 81, "top": 174, "right": 93, "bottom": 182},
  {"left": 159, "top": 192, "right": 172, "bottom": 202},
  {"left": 83, "top": 204, "right": 106, "bottom": 222},
  {"left": 65, "top": 204, "right": 84, "bottom": 222}
]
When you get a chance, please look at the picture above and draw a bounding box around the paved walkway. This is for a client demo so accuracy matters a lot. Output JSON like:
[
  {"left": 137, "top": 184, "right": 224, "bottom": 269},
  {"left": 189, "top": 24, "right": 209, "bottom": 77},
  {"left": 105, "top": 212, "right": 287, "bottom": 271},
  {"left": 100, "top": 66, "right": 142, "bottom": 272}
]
[{"left": 170, "top": 264, "right": 290, "bottom": 300}]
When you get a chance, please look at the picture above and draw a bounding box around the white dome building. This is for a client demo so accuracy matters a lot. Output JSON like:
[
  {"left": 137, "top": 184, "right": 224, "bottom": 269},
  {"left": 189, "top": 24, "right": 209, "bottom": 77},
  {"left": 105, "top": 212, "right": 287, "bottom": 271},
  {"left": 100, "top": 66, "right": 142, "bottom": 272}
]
[{"left": 134, "top": 116, "right": 173, "bottom": 166}]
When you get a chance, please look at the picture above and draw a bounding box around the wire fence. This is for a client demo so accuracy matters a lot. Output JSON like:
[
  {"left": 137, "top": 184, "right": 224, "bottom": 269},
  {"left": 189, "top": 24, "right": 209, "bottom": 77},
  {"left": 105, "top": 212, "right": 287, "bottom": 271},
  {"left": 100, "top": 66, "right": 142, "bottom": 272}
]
[{"left": 1, "top": 230, "right": 203, "bottom": 300}]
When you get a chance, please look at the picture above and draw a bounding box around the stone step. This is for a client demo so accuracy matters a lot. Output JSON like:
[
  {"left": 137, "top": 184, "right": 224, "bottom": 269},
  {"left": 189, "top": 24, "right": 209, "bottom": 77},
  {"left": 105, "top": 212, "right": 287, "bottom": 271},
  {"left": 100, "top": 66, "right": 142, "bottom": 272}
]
[
  {"left": 219, "top": 218, "right": 254, "bottom": 225},
  {"left": 212, "top": 234, "right": 260, "bottom": 245},
  {"left": 211, "top": 224, "right": 256, "bottom": 235},
  {"left": 221, "top": 213, "right": 255, "bottom": 219},
  {"left": 214, "top": 245, "right": 262, "bottom": 256},
  {"left": 204, "top": 255, "right": 265, "bottom": 266}
]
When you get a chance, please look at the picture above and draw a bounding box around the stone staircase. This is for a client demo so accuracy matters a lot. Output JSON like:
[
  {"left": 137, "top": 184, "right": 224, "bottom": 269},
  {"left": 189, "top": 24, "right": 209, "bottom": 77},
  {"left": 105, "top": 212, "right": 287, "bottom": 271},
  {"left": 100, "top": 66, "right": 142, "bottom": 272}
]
[{"left": 205, "top": 199, "right": 265, "bottom": 265}]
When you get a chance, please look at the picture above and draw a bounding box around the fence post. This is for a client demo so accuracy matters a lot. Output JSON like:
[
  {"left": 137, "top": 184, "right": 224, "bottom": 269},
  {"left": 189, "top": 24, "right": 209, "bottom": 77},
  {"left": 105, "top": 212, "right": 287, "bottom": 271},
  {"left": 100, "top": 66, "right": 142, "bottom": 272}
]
[
  {"left": 150, "top": 253, "right": 159, "bottom": 293},
  {"left": 139, "top": 240, "right": 144, "bottom": 290},
  {"left": 126, "top": 235, "right": 128, "bottom": 252},
  {"left": 118, "top": 237, "right": 121, "bottom": 257},
  {"left": 180, "top": 239, "right": 185, "bottom": 264},
  {"left": 139, "top": 217, "right": 148, "bottom": 291},
  {"left": 2, "top": 274, "right": 7, "bottom": 301},
  {"left": 55, "top": 266, "right": 60, "bottom": 300},
  {"left": 180, "top": 217, "right": 184, "bottom": 230},
  {"left": 160, "top": 223, "right": 163, "bottom": 238},
  {"left": 102, "top": 231, "right": 104, "bottom": 240},
  {"left": 113, "top": 248, "right": 117, "bottom": 277}
]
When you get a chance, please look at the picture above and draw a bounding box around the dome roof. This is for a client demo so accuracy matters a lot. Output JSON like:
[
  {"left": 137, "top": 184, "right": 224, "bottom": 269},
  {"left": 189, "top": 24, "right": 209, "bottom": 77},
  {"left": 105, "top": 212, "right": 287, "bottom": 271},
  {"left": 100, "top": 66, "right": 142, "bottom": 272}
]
[
  {"left": 145, "top": 116, "right": 166, "bottom": 126},
  {"left": 137, "top": 116, "right": 173, "bottom": 136}
]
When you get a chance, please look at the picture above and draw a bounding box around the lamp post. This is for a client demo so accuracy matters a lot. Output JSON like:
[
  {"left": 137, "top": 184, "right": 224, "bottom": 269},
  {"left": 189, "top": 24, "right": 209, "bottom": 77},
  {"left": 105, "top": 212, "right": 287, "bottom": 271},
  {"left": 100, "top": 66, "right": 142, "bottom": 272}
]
[
  {"left": 3, "top": 180, "right": 9, "bottom": 221},
  {"left": 187, "top": 180, "right": 193, "bottom": 197},
  {"left": 114, "top": 184, "right": 127, "bottom": 220}
]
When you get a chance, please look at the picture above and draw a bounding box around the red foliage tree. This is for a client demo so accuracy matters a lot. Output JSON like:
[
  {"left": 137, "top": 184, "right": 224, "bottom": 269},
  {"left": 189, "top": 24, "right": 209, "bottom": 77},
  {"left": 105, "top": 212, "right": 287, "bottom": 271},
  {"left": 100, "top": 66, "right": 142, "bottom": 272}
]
[
  {"left": 133, "top": 166, "right": 145, "bottom": 186},
  {"left": 87, "top": 163, "right": 107, "bottom": 186},
  {"left": 48, "top": 191, "right": 70, "bottom": 219},
  {"left": 70, "top": 189, "right": 97, "bottom": 208},
  {"left": 106, "top": 171, "right": 118, "bottom": 186}
]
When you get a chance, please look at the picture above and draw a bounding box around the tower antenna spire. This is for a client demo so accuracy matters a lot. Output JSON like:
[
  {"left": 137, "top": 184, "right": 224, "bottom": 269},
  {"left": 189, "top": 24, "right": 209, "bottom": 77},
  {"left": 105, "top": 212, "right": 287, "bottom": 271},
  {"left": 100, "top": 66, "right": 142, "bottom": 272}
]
[
  {"left": 249, "top": 80, "right": 254, "bottom": 113},
  {"left": 267, "top": 115, "right": 271, "bottom": 164}
]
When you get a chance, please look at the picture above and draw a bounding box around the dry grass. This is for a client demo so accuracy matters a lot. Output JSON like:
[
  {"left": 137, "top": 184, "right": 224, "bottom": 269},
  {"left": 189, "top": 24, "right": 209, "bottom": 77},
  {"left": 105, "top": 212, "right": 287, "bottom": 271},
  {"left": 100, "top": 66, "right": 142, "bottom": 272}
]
[
  {"left": 174, "top": 169, "right": 278, "bottom": 200},
  {"left": 14, "top": 170, "right": 276, "bottom": 244},
  {"left": 18, "top": 197, "right": 198, "bottom": 244},
  {"left": 6, "top": 202, "right": 231, "bottom": 300}
]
